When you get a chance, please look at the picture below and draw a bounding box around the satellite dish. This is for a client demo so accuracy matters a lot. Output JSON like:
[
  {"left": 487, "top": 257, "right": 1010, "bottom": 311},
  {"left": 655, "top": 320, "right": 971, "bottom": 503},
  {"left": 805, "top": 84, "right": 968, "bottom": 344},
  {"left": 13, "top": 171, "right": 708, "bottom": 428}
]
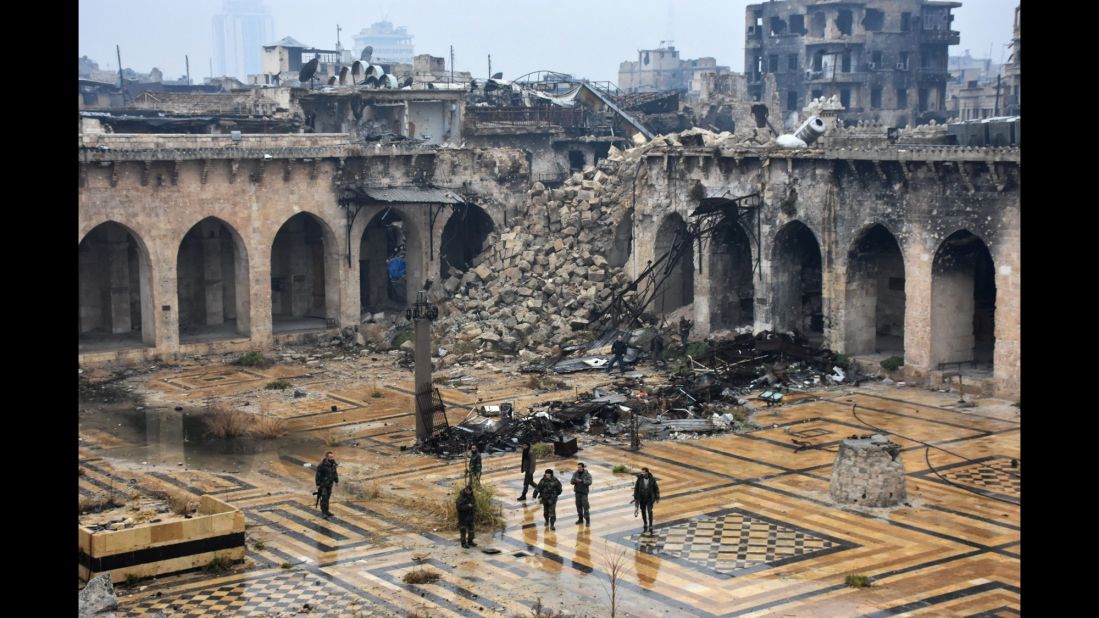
[
  {"left": 427, "top": 82, "right": 436, "bottom": 90},
  {"left": 492, "top": 72, "right": 503, "bottom": 80},
  {"left": 381, "top": 74, "right": 398, "bottom": 89},
  {"left": 327, "top": 75, "right": 337, "bottom": 85},
  {"left": 351, "top": 60, "right": 362, "bottom": 84},
  {"left": 338, "top": 66, "right": 349, "bottom": 85},
  {"left": 365, "top": 75, "right": 378, "bottom": 87},
  {"left": 365, "top": 64, "right": 381, "bottom": 78},
  {"left": 299, "top": 57, "right": 320, "bottom": 84},
  {"left": 400, "top": 75, "right": 414, "bottom": 88},
  {"left": 360, "top": 45, "right": 373, "bottom": 62}
]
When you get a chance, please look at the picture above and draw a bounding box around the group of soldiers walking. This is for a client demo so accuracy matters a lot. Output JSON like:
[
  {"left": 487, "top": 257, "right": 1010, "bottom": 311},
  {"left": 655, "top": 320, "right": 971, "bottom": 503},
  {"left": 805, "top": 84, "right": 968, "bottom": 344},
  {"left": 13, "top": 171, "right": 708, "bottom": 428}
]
[{"left": 312, "top": 439, "right": 661, "bottom": 549}]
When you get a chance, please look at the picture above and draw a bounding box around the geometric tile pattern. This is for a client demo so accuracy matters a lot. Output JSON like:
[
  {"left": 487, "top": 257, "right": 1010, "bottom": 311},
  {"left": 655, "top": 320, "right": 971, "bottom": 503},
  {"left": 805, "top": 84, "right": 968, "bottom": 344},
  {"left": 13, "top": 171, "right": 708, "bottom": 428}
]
[
  {"left": 123, "top": 570, "right": 380, "bottom": 617},
  {"left": 263, "top": 396, "right": 362, "bottom": 419},
  {"left": 913, "top": 456, "right": 1021, "bottom": 503},
  {"left": 161, "top": 369, "right": 265, "bottom": 391},
  {"left": 621, "top": 507, "right": 853, "bottom": 577},
  {"left": 789, "top": 427, "right": 834, "bottom": 439},
  {"left": 939, "top": 459, "right": 1020, "bottom": 496}
]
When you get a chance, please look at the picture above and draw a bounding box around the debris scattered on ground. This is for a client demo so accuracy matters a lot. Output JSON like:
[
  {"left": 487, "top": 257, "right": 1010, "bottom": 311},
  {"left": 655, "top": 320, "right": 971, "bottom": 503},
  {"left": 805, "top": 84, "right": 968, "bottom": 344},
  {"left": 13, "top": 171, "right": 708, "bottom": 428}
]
[{"left": 419, "top": 328, "right": 863, "bottom": 456}]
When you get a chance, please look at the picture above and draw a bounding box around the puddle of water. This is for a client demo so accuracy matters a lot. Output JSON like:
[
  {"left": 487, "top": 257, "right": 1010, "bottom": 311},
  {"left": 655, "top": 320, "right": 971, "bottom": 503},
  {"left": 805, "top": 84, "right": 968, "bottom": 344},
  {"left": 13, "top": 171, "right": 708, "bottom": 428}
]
[{"left": 80, "top": 406, "right": 321, "bottom": 472}]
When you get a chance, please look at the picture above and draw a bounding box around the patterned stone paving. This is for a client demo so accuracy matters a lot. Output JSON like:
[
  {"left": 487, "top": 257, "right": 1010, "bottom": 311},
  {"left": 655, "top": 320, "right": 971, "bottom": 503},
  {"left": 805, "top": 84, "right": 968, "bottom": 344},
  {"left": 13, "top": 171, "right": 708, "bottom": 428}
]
[
  {"left": 80, "top": 364, "right": 1020, "bottom": 617},
  {"left": 616, "top": 507, "right": 853, "bottom": 577}
]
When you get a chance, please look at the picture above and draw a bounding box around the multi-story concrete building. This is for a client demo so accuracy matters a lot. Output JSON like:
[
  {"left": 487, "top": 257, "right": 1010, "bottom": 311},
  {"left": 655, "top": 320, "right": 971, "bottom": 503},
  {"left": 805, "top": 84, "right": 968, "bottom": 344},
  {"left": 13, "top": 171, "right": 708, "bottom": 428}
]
[
  {"left": 745, "top": 0, "right": 959, "bottom": 128},
  {"left": 212, "top": 0, "right": 275, "bottom": 81},
  {"left": 618, "top": 45, "right": 731, "bottom": 96},
  {"left": 353, "top": 21, "right": 414, "bottom": 64}
]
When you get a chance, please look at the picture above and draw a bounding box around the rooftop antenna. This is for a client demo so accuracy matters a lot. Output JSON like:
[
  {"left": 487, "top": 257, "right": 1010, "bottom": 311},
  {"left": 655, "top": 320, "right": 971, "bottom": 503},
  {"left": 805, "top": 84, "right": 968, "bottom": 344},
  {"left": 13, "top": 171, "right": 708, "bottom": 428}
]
[
  {"left": 450, "top": 45, "right": 454, "bottom": 86},
  {"left": 185, "top": 55, "right": 191, "bottom": 85},
  {"left": 666, "top": 0, "right": 674, "bottom": 48},
  {"left": 116, "top": 44, "right": 126, "bottom": 105},
  {"left": 336, "top": 23, "right": 342, "bottom": 50}
]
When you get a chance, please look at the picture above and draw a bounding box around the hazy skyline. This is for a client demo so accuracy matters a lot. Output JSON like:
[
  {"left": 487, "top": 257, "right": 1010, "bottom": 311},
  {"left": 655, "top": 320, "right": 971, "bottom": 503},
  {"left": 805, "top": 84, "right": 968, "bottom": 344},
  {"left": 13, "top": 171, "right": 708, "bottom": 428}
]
[{"left": 79, "top": 0, "right": 1017, "bottom": 83}]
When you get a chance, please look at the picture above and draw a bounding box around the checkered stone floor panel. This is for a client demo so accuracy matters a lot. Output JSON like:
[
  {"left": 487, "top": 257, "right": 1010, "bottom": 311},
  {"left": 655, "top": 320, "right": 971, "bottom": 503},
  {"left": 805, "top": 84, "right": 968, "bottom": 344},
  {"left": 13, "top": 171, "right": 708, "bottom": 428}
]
[
  {"left": 123, "top": 570, "right": 383, "bottom": 617},
  {"left": 618, "top": 507, "right": 855, "bottom": 578},
  {"left": 940, "top": 459, "right": 1020, "bottom": 495},
  {"left": 913, "top": 456, "right": 1020, "bottom": 502}
]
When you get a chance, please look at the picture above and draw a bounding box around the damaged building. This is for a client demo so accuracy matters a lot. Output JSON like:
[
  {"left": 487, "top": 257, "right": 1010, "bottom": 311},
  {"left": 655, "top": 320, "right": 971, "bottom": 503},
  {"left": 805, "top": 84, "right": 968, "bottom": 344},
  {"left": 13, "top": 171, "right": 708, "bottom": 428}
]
[
  {"left": 746, "top": 0, "right": 960, "bottom": 129},
  {"left": 78, "top": 36, "right": 1020, "bottom": 402}
]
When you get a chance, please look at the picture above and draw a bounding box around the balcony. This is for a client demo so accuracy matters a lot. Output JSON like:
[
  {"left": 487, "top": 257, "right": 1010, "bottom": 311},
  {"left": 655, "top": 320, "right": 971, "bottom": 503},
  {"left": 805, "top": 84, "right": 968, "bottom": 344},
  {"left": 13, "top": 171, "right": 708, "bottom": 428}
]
[
  {"left": 920, "top": 29, "right": 960, "bottom": 46},
  {"left": 804, "top": 70, "right": 867, "bottom": 84},
  {"left": 916, "top": 68, "right": 950, "bottom": 85}
]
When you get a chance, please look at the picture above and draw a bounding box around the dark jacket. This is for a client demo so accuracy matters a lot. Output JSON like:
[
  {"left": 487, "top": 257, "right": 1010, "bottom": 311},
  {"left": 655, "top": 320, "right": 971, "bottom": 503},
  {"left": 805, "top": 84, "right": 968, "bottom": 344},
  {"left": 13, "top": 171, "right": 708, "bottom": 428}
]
[
  {"left": 650, "top": 334, "right": 665, "bottom": 354},
  {"left": 633, "top": 474, "right": 660, "bottom": 503},
  {"left": 521, "top": 447, "right": 535, "bottom": 473},
  {"left": 570, "top": 469, "right": 592, "bottom": 495},
  {"left": 456, "top": 490, "right": 476, "bottom": 526},
  {"left": 469, "top": 451, "right": 482, "bottom": 475},
  {"left": 316, "top": 459, "right": 339, "bottom": 486},
  {"left": 536, "top": 476, "right": 562, "bottom": 504},
  {"left": 611, "top": 339, "right": 628, "bottom": 356}
]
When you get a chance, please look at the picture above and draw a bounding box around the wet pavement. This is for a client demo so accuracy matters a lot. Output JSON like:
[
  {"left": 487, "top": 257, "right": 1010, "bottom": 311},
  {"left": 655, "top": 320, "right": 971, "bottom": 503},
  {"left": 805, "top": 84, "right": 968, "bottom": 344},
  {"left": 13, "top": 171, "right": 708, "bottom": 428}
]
[{"left": 79, "top": 352, "right": 1020, "bottom": 617}]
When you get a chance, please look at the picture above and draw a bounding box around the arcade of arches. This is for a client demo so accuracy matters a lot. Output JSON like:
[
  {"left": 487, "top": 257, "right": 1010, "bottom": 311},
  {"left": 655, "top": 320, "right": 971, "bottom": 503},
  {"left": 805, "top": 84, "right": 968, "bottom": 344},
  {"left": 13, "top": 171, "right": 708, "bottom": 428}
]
[{"left": 654, "top": 213, "right": 694, "bottom": 315}]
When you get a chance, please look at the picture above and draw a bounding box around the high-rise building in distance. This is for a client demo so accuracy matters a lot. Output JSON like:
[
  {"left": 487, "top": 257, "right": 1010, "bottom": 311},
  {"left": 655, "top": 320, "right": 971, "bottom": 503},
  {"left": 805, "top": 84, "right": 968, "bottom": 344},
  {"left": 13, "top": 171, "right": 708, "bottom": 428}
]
[
  {"left": 353, "top": 21, "right": 414, "bottom": 64},
  {"left": 212, "top": 0, "right": 275, "bottom": 80}
]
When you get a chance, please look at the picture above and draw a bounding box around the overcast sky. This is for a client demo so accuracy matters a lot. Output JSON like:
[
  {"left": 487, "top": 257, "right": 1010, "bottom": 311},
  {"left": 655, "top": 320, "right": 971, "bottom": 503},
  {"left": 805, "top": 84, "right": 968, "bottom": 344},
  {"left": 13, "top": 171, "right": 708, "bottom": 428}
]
[{"left": 79, "top": 0, "right": 1017, "bottom": 82}]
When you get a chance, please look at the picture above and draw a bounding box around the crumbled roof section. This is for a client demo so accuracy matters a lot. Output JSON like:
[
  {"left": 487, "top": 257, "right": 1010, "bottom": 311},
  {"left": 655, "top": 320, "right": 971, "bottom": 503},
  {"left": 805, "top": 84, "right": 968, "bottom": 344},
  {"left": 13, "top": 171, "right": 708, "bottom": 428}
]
[{"left": 266, "top": 36, "right": 310, "bottom": 48}]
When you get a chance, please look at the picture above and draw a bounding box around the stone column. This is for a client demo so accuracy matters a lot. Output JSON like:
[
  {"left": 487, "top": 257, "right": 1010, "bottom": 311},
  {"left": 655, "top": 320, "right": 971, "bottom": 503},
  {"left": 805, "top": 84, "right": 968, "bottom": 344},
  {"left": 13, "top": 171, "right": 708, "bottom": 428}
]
[
  {"left": 693, "top": 238, "right": 712, "bottom": 335},
  {"left": 902, "top": 243, "right": 933, "bottom": 381}
]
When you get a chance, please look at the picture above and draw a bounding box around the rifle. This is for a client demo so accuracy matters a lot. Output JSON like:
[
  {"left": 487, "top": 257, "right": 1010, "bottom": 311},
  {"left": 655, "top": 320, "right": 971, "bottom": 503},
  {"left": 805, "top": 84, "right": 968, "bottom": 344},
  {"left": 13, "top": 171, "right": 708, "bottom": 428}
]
[{"left": 313, "top": 488, "right": 321, "bottom": 508}]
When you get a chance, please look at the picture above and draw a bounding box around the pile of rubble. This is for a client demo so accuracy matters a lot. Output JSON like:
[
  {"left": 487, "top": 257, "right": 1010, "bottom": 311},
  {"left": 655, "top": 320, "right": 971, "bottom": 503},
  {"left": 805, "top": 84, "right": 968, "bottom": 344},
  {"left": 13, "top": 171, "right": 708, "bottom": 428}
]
[
  {"left": 420, "top": 328, "right": 862, "bottom": 455},
  {"left": 432, "top": 167, "right": 635, "bottom": 358}
]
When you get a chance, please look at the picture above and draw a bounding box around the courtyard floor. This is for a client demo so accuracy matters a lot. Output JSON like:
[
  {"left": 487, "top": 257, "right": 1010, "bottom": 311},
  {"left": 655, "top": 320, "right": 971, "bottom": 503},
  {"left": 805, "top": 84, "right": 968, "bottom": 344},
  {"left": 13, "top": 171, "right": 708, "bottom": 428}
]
[{"left": 78, "top": 351, "right": 1020, "bottom": 617}]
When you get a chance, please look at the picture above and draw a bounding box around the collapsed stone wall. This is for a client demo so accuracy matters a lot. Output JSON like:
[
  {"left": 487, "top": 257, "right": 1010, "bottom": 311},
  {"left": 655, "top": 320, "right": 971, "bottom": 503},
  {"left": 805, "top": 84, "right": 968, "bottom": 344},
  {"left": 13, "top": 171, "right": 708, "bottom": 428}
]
[
  {"left": 427, "top": 128, "right": 775, "bottom": 359},
  {"left": 432, "top": 161, "right": 637, "bottom": 358}
]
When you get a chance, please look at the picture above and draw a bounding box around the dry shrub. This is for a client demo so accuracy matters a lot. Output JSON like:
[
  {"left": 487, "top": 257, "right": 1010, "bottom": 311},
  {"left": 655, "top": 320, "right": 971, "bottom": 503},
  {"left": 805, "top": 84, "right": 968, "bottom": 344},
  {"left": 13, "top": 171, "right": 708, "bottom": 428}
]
[
  {"left": 429, "top": 481, "right": 505, "bottom": 532},
  {"left": 361, "top": 323, "right": 388, "bottom": 347},
  {"left": 402, "top": 568, "right": 441, "bottom": 584},
  {"left": 531, "top": 442, "right": 554, "bottom": 458},
  {"left": 203, "top": 406, "right": 286, "bottom": 440},
  {"left": 250, "top": 415, "right": 287, "bottom": 439},
  {"left": 203, "top": 407, "right": 253, "bottom": 439},
  {"left": 147, "top": 487, "right": 199, "bottom": 515},
  {"left": 321, "top": 431, "right": 342, "bottom": 447},
  {"left": 78, "top": 493, "right": 125, "bottom": 514},
  {"left": 342, "top": 479, "right": 381, "bottom": 501}
]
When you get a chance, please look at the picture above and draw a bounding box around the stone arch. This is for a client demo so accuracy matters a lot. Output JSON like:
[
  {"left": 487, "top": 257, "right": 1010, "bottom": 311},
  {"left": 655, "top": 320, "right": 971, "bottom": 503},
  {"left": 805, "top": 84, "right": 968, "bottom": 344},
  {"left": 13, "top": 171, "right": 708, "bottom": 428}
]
[
  {"left": 708, "top": 217, "right": 755, "bottom": 329},
  {"left": 654, "top": 213, "right": 694, "bottom": 315},
  {"left": 844, "top": 224, "right": 905, "bottom": 355},
  {"left": 176, "top": 217, "right": 250, "bottom": 342},
  {"left": 931, "top": 229, "right": 996, "bottom": 370},
  {"left": 771, "top": 220, "right": 823, "bottom": 338},
  {"left": 608, "top": 210, "right": 633, "bottom": 269},
  {"left": 78, "top": 221, "right": 155, "bottom": 350},
  {"left": 440, "top": 203, "right": 495, "bottom": 280},
  {"left": 270, "top": 212, "right": 338, "bottom": 333},
  {"left": 359, "top": 207, "right": 423, "bottom": 313}
]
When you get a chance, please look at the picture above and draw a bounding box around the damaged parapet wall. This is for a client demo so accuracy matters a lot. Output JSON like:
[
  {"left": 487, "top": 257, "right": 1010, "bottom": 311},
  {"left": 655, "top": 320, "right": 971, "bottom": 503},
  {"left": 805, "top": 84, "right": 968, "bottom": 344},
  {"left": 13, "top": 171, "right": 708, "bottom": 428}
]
[{"left": 830, "top": 435, "right": 906, "bottom": 507}]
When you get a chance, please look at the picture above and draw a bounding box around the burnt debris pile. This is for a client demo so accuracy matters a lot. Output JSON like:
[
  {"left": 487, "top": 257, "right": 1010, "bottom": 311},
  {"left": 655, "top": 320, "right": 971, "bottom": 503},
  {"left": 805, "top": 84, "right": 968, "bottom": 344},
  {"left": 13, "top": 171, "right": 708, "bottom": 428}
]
[{"left": 419, "top": 329, "right": 862, "bottom": 456}]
